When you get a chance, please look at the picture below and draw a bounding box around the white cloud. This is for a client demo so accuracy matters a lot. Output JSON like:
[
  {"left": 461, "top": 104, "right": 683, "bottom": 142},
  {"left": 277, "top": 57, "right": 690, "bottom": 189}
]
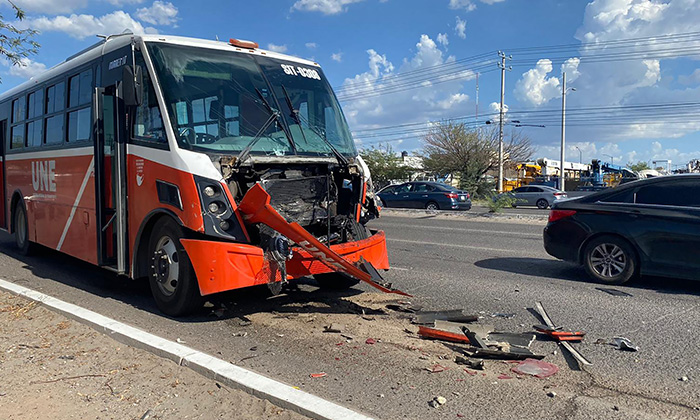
[
  {"left": 678, "top": 68, "right": 700, "bottom": 85},
  {"left": 341, "top": 34, "right": 475, "bottom": 150},
  {"left": 437, "top": 33, "right": 449, "bottom": 47},
  {"left": 136, "top": 1, "right": 178, "bottom": 26},
  {"left": 11, "top": 0, "right": 87, "bottom": 14},
  {"left": 7, "top": 57, "right": 46, "bottom": 79},
  {"left": 331, "top": 52, "right": 343, "bottom": 62},
  {"left": 449, "top": 0, "right": 476, "bottom": 11},
  {"left": 305, "top": 42, "right": 318, "bottom": 49},
  {"left": 292, "top": 0, "right": 365, "bottom": 15},
  {"left": 21, "top": 11, "right": 150, "bottom": 40},
  {"left": 267, "top": 43, "right": 288, "bottom": 53},
  {"left": 455, "top": 16, "right": 466, "bottom": 39}
]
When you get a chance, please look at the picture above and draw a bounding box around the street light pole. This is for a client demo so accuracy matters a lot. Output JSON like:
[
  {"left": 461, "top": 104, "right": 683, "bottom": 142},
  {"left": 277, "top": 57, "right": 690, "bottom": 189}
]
[
  {"left": 575, "top": 146, "right": 582, "bottom": 164},
  {"left": 604, "top": 154, "right": 614, "bottom": 165},
  {"left": 498, "top": 52, "right": 506, "bottom": 193},
  {"left": 560, "top": 71, "right": 567, "bottom": 192}
]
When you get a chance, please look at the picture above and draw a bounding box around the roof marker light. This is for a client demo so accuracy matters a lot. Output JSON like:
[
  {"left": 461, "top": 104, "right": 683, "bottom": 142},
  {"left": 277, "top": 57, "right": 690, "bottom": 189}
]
[{"left": 229, "top": 38, "right": 258, "bottom": 49}]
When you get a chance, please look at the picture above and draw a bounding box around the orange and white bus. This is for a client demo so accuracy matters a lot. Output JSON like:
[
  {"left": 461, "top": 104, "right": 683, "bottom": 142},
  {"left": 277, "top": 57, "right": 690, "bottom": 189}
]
[{"left": 0, "top": 33, "right": 392, "bottom": 316}]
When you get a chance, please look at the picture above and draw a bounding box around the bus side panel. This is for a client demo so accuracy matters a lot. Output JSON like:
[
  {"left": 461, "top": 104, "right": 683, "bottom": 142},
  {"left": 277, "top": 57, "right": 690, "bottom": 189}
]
[
  {"left": 6, "top": 151, "right": 98, "bottom": 264},
  {"left": 126, "top": 151, "right": 205, "bottom": 255},
  {"left": 0, "top": 157, "right": 5, "bottom": 230}
]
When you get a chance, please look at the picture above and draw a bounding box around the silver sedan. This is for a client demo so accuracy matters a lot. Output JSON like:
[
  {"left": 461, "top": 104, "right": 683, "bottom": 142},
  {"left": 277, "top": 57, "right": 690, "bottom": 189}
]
[{"left": 501, "top": 185, "right": 568, "bottom": 209}]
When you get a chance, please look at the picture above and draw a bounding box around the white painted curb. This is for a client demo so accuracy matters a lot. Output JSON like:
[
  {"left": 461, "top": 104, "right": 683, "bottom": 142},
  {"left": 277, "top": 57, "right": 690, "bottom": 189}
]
[{"left": 0, "top": 279, "right": 374, "bottom": 420}]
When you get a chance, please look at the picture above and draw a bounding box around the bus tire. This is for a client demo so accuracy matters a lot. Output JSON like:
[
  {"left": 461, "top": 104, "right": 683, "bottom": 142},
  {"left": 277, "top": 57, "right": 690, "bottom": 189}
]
[
  {"left": 147, "top": 217, "right": 202, "bottom": 317},
  {"left": 13, "top": 200, "right": 34, "bottom": 256}
]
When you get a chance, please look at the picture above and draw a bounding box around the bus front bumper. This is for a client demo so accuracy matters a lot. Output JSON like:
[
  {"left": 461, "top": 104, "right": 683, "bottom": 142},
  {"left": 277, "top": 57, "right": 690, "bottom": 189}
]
[{"left": 181, "top": 231, "right": 390, "bottom": 296}]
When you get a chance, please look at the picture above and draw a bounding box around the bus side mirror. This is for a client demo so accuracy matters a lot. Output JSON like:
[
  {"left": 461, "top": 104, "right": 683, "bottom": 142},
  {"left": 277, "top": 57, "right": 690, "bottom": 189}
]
[{"left": 122, "top": 65, "right": 143, "bottom": 107}]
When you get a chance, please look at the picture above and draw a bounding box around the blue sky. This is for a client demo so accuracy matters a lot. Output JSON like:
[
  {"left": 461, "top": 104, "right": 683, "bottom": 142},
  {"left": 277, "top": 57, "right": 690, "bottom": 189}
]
[{"left": 4, "top": 0, "right": 700, "bottom": 170}]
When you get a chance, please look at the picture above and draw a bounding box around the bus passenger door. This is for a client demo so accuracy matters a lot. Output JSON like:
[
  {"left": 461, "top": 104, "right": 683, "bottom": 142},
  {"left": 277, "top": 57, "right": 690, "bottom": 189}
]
[{"left": 95, "top": 86, "right": 127, "bottom": 272}]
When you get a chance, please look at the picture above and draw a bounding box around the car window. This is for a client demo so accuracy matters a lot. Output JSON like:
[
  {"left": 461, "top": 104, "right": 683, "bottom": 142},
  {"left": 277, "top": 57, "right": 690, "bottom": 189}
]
[
  {"left": 529, "top": 187, "right": 543, "bottom": 192},
  {"left": 413, "top": 184, "right": 428, "bottom": 192},
  {"left": 513, "top": 187, "right": 528, "bottom": 193},
  {"left": 396, "top": 184, "right": 411, "bottom": 193},
  {"left": 599, "top": 188, "right": 635, "bottom": 203},
  {"left": 380, "top": 186, "right": 396, "bottom": 194},
  {"left": 635, "top": 180, "right": 700, "bottom": 207}
]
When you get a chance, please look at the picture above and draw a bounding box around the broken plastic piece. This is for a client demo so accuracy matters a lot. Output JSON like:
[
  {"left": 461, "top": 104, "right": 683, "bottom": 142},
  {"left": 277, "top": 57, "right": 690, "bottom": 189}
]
[
  {"left": 455, "top": 356, "right": 485, "bottom": 370},
  {"left": 511, "top": 358, "right": 559, "bottom": 378},
  {"left": 365, "top": 338, "right": 377, "bottom": 345},
  {"left": 612, "top": 336, "right": 639, "bottom": 352},
  {"left": 426, "top": 364, "right": 447, "bottom": 373},
  {"left": 498, "top": 374, "right": 514, "bottom": 380},
  {"left": 412, "top": 310, "right": 478, "bottom": 325},
  {"left": 310, "top": 372, "right": 327, "bottom": 378},
  {"left": 418, "top": 325, "right": 470, "bottom": 344},
  {"left": 534, "top": 301, "right": 592, "bottom": 366}
]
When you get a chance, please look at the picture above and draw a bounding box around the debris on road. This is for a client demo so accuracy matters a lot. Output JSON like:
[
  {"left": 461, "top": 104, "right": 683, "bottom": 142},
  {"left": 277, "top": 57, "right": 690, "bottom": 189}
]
[
  {"left": 511, "top": 359, "right": 559, "bottom": 378},
  {"left": 547, "top": 391, "right": 557, "bottom": 398},
  {"left": 491, "top": 312, "right": 516, "bottom": 319},
  {"left": 385, "top": 302, "right": 422, "bottom": 313},
  {"left": 595, "top": 287, "right": 633, "bottom": 297},
  {"left": 679, "top": 376, "right": 690, "bottom": 382},
  {"left": 429, "top": 396, "right": 447, "bottom": 408},
  {"left": 323, "top": 323, "right": 344, "bottom": 333},
  {"left": 533, "top": 301, "right": 592, "bottom": 367},
  {"left": 463, "top": 346, "right": 543, "bottom": 361},
  {"left": 426, "top": 364, "right": 447, "bottom": 373},
  {"left": 497, "top": 374, "right": 513, "bottom": 380},
  {"left": 454, "top": 356, "right": 485, "bottom": 370},
  {"left": 412, "top": 309, "right": 478, "bottom": 325},
  {"left": 309, "top": 372, "right": 327, "bottom": 378},
  {"left": 612, "top": 337, "right": 639, "bottom": 352},
  {"left": 365, "top": 338, "right": 377, "bottom": 345},
  {"left": 533, "top": 324, "right": 585, "bottom": 342},
  {"left": 418, "top": 325, "right": 471, "bottom": 344}
]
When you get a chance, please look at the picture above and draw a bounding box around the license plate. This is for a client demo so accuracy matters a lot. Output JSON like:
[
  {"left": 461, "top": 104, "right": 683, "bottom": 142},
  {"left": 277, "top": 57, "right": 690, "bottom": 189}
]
[{"left": 459, "top": 196, "right": 466, "bottom": 201}]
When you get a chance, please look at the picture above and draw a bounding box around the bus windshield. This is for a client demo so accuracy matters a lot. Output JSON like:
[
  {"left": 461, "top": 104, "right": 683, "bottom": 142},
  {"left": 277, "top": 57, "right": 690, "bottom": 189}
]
[{"left": 146, "top": 42, "right": 357, "bottom": 158}]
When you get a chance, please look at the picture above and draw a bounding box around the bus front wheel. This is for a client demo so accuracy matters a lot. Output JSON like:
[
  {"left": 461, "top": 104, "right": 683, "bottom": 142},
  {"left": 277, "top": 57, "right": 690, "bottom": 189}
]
[
  {"left": 13, "top": 201, "right": 34, "bottom": 256},
  {"left": 147, "top": 217, "right": 202, "bottom": 317}
]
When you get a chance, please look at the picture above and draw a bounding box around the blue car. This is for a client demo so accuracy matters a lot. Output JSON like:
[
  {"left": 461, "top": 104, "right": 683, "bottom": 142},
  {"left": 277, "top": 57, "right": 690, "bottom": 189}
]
[{"left": 377, "top": 181, "right": 472, "bottom": 211}]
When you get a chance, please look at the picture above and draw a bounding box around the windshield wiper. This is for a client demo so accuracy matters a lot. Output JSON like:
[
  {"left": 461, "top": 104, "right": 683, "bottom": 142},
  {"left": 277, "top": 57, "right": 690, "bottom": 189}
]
[
  {"left": 235, "top": 89, "right": 296, "bottom": 167},
  {"left": 281, "top": 85, "right": 309, "bottom": 146},
  {"left": 294, "top": 103, "right": 349, "bottom": 166}
]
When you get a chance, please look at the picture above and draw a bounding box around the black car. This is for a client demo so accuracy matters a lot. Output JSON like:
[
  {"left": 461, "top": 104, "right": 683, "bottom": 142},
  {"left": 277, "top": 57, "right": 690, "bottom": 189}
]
[
  {"left": 377, "top": 181, "right": 471, "bottom": 211},
  {"left": 544, "top": 175, "right": 700, "bottom": 284}
]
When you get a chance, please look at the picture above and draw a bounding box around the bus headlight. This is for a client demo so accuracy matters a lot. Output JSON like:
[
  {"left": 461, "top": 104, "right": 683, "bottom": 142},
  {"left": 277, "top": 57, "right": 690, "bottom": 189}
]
[
  {"left": 203, "top": 186, "right": 217, "bottom": 197},
  {"left": 208, "top": 202, "right": 222, "bottom": 213}
]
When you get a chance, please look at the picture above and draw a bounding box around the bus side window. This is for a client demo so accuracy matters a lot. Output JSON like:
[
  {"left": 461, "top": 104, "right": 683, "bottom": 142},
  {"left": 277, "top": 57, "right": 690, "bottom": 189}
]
[
  {"left": 67, "top": 69, "right": 92, "bottom": 143},
  {"left": 132, "top": 53, "right": 166, "bottom": 145},
  {"left": 10, "top": 96, "right": 25, "bottom": 149}
]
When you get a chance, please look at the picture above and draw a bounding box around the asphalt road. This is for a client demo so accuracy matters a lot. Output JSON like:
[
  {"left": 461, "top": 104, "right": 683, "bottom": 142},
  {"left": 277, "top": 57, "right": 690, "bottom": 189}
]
[{"left": 0, "top": 214, "right": 698, "bottom": 419}]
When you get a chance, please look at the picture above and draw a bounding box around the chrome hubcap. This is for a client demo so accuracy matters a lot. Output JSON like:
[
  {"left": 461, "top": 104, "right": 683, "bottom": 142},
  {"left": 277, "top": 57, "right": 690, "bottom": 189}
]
[
  {"left": 590, "top": 243, "right": 626, "bottom": 278},
  {"left": 152, "top": 236, "right": 179, "bottom": 296}
]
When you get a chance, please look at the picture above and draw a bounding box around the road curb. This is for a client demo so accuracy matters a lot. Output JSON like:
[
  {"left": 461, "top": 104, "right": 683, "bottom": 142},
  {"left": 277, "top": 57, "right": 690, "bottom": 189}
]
[{"left": 0, "top": 279, "right": 374, "bottom": 420}]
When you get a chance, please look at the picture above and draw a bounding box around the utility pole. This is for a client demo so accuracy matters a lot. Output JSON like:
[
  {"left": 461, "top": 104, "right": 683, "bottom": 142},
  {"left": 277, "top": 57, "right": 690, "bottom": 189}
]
[
  {"left": 497, "top": 52, "right": 511, "bottom": 193},
  {"left": 560, "top": 71, "right": 567, "bottom": 192},
  {"left": 475, "top": 72, "right": 479, "bottom": 121}
]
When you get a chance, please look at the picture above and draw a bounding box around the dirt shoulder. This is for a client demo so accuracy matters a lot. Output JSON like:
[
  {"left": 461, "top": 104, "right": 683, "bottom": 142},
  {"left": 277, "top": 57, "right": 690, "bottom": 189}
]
[{"left": 0, "top": 291, "right": 308, "bottom": 420}]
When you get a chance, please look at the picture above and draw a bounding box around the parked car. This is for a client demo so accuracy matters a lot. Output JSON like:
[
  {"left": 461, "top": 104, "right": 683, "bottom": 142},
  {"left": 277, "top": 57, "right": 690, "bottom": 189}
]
[
  {"left": 377, "top": 182, "right": 471, "bottom": 211},
  {"left": 543, "top": 174, "right": 700, "bottom": 284},
  {"left": 498, "top": 185, "right": 567, "bottom": 209}
]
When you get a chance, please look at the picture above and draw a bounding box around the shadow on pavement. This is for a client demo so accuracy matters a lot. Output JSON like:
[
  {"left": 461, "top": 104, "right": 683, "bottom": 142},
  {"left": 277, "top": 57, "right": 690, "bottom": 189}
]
[
  {"left": 474, "top": 256, "right": 700, "bottom": 296},
  {"left": 0, "top": 233, "right": 382, "bottom": 323}
]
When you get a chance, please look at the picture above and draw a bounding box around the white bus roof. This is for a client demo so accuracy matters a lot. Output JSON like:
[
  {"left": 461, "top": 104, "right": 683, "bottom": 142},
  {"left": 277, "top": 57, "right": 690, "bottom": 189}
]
[{"left": 0, "top": 33, "right": 320, "bottom": 102}]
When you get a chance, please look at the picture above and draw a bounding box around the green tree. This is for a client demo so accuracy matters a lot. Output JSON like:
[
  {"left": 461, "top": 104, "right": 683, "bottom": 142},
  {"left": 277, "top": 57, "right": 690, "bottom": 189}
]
[
  {"left": 627, "top": 161, "right": 650, "bottom": 172},
  {"left": 0, "top": 1, "right": 39, "bottom": 78},
  {"left": 359, "top": 145, "right": 412, "bottom": 187},
  {"left": 421, "top": 121, "right": 534, "bottom": 197}
]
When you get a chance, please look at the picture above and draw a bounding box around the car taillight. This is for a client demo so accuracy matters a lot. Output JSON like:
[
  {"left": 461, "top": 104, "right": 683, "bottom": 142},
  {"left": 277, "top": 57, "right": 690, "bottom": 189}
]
[
  {"left": 445, "top": 192, "right": 458, "bottom": 199},
  {"left": 466, "top": 193, "right": 470, "bottom": 199},
  {"left": 548, "top": 209, "right": 577, "bottom": 223}
]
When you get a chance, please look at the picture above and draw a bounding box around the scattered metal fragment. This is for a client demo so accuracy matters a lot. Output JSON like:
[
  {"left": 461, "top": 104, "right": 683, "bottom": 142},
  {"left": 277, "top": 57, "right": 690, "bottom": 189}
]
[
  {"left": 491, "top": 312, "right": 516, "bottom": 319},
  {"left": 232, "top": 332, "right": 248, "bottom": 337},
  {"left": 418, "top": 325, "right": 470, "bottom": 344},
  {"left": 454, "top": 356, "right": 485, "bottom": 370},
  {"left": 534, "top": 301, "right": 592, "bottom": 366},
  {"left": 464, "top": 346, "right": 544, "bottom": 361},
  {"left": 323, "top": 323, "right": 344, "bottom": 333},
  {"left": 511, "top": 358, "right": 559, "bottom": 378},
  {"left": 340, "top": 334, "right": 354, "bottom": 341},
  {"left": 487, "top": 332, "right": 536, "bottom": 348},
  {"left": 595, "top": 287, "right": 633, "bottom": 297},
  {"left": 612, "top": 337, "right": 639, "bottom": 352},
  {"left": 140, "top": 409, "right": 153, "bottom": 420},
  {"left": 547, "top": 391, "right": 557, "bottom": 398},
  {"left": 463, "top": 328, "right": 488, "bottom": 349},
  {"left": 386, "top": 303, "right": 422, "bottom": 313},
  {"left": 412, "top": 310, "right": 478, "bottom": 325},
  {"left": 680, "top": 376, "right": 690, "bottom": 382}
]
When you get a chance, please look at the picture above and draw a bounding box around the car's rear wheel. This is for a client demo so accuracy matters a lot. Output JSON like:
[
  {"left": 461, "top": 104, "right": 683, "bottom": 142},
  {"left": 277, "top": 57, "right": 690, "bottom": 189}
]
[
  {"left": 536, "top": 199, "right": 549, "bottom": 209},
  {"left": 425, "top": 202, "right": 439, "bottom": 210},
  {"left": 583, "top": 235, "right": 637, "bottom": 285},
  {"left": 147, "top": 217, "right": 202, "bottom": 316}
]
